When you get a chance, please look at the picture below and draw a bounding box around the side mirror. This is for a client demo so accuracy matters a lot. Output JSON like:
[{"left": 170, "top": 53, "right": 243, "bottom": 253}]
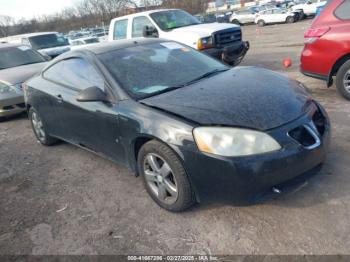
[
  {"left": 142, "top": 25, "right": 159, "bottom": 38},
  {"left": 76, "top": 86, "right": 108, "bottom": 102}
]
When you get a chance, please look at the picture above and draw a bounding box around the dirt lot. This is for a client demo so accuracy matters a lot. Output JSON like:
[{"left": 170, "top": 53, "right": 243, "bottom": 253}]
[{"left": 1, "top": 20, "right": 350, "bottom": 255}]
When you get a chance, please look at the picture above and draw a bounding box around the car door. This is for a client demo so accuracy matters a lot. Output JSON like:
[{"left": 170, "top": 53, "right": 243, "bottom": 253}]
[
  {"left": 263, "top": 10, "right": 274, "bottom": 23},
  {"left": 272, "top": 9, "right": 287, "bottom": 22},
  {"left": 43, "top": 57, "right": 125, "bottom": 163}
]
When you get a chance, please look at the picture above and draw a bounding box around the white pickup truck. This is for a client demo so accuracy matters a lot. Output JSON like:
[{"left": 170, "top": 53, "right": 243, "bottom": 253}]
[{"left": 108, "top": 9, "right": 249, "bottom": 66}]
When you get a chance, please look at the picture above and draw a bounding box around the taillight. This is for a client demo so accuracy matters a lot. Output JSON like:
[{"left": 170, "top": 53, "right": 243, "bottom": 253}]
[{"left": 304, "top": 27, "right": 330, "bottom": 44}]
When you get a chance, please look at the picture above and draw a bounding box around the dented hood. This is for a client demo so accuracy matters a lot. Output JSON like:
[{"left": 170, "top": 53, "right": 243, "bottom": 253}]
[{"left": 141, "top": 67, "right": 311, "bottom": 131}]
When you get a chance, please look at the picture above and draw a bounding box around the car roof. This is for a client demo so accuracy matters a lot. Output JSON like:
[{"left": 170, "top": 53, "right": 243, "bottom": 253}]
[{"left": 0, "top": 43, "right": 28, "bottom": 49}]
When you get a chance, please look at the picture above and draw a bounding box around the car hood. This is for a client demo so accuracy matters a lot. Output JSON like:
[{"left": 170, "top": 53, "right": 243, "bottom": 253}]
[
  {"left": 171, "top": 22, "right": 240, "bottom": 35},
  {"left": 0, "top": 62, "right": 47, "bottom": 85},
  {"left": 141, "top": 67, "right": 311, "bottom": 131}
]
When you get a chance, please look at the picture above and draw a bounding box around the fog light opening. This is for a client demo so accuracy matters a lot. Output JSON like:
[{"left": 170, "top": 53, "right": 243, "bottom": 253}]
[{"left": 272, "top": 187, "right": 282, "bottom": 194}]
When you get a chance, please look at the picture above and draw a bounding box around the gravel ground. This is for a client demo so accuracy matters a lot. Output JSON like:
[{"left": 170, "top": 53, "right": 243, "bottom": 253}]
[{"left": 1, "top": 20, "right": 350, "bottom": 255}]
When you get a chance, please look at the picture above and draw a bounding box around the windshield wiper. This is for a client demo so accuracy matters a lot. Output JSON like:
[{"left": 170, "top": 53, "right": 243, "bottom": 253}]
[{"left": 183, "top": 68, "right": 230, "bottom": 86}]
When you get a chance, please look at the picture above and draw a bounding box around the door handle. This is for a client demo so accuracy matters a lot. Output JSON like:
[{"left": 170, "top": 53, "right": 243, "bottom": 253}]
[{"left": 56, "top": 94, "right": 63, "bottom": 103}]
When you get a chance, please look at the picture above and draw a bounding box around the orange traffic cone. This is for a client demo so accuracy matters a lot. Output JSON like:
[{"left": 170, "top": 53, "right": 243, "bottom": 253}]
[{"left": 283, "top": 58, "right": 292, "bottom": 68}]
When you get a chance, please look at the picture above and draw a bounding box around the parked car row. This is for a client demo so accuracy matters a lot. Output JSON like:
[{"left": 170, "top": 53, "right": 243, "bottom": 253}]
[{"left": 228, "top": 0, "right": 327, "bottom": 26}]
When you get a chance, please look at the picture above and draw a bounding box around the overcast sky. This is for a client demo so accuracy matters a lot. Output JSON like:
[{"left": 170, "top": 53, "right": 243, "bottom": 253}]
[{"left": 0, "top": 0, "right": 78, "bottom": 20}]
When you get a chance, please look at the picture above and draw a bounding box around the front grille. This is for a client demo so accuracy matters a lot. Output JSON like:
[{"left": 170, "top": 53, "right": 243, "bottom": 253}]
[
  {"left": 214, "top": 29, "right": 242, "bottom": 47},
  {"left": 289, "top": 126, "right": 317, "bottom": 147}
]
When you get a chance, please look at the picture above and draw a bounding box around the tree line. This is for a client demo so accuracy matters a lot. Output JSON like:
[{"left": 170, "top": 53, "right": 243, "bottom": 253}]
[{"left": 0, "top": 0, "right": 209, "bottom": 37}]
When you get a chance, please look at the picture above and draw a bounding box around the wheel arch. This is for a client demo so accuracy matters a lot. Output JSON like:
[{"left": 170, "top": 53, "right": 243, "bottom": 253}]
[
  {"left": 328, "top": 53, "right": 350, "bottom": 87},
  {"left": 130, "top": 134, "right": 201, "bottom": 203}
]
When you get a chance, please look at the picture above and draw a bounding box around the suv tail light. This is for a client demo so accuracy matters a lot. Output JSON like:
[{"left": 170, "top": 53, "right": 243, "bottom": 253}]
[{"left": 304, "top": 27, "right": 330, "bottom": 44}]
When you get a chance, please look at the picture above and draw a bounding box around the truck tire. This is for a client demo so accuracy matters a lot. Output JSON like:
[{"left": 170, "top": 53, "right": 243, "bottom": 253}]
[{"left": 336, "top": 60, "right": 350, "bottom": 100}]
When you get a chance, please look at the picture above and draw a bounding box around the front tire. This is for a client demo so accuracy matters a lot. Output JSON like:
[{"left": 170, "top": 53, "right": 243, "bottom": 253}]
[
  {"left": 336, "top": 60, "right": 350, "bottom": 100},
  {"left": 138, "top": 140, "right": 196, "bottom": 212},
  {"left": 257, "top": 20, "right": 265, "bottom": 27},
  {"left": 29, "top": 107, "right": 58, "bottom": 146},
  {"left": 286, "top": 16, "right": 295, "bottom": 23},
  {"left": 231, "top": 19, "right": 241, "bottom": 25}
]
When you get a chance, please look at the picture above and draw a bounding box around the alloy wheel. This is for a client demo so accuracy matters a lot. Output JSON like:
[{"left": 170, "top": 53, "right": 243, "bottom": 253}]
[
  {"left": 143, "top": 153, "right": 178, "bottom": 205},
  {"left": 31, "top": 111, "right": 45, "bottom": 141},
  {"left": 344, "top": 69, "right": 350, "bottom": 93}
]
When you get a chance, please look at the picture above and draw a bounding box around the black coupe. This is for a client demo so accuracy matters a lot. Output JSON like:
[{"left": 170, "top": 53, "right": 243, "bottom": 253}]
[{"left": 24, "top": 39, "right": 330, "bottom": 211}]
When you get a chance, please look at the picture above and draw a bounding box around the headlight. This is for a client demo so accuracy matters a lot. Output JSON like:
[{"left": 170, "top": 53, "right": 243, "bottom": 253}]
[
  {"left": 197, "top": 36, "right": 214, "bottom": 50},
  {"left": 0, "top": 82, "right": 16, "bottom": 94},
  {"left": 193, "top": 127, "right": 281, "bottom": 157}
]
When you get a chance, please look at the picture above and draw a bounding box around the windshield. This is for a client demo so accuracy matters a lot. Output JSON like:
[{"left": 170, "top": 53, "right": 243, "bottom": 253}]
[
  {"left": 29, "top": 34, "right": 69, "bottom": 50},
  {"left": 99, "top": 42, "right": 228, "bottom": 99},
  {"left": 150, "top": 10, "right": 201, "bottom": 31},
  {"left": 0, "top": 46, "right": 46, "bottom": 70}
]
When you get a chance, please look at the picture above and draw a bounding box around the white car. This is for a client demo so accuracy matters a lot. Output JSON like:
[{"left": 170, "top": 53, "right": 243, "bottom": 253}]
[
  {"left": 70, "top": 37, "right": 100, "bottom": 50},
  {"left": 108, "top": 9, "right": 249, "bottom": 66},
  {"left": 230, "top": 9, "right": 257, "bottom": 25},
  {"left": 255, "top": 8, "right": 296, "bottom": 26},
  {"left": 291, "top": 0, "right": 327, "bottom": 16}
]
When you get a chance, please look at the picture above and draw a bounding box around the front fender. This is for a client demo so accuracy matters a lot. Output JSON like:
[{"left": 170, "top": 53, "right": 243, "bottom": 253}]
[{"left": 117, "top": 100, "right": 198, "bottom": 173}]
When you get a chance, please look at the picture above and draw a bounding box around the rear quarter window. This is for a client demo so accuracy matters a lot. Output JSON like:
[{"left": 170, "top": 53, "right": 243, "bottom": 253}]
[
  {"left": 334, "top": 0, "right": 350, "bottom": 20},
  {"left": 113, "top": 19, "right": 128, "bottom": 40}
]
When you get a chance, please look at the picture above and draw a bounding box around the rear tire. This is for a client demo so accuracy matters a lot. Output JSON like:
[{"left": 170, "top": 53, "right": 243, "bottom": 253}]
[
  {"left": 29, "top": 107, "right": 58, "bottom": 146},
  {"left": 257, "top": 20, "right": 265, "bottom": 27},
  {"left": 286, "top": 16, "right": 295, "bottom": 23},
  {"left": 336, "top": 60, "right": 350, "bottom": 100},
  {"left": 231, "top": 19, "right": 241, "bottom": 25},
  {"left": 138, "top": 140, "right": 196, "bottom": 212}
]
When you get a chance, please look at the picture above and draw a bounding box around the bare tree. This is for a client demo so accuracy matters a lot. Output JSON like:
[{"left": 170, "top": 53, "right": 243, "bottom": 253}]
[
  {"left": 2, "top": 0, "right": 210, "bottom": 36},
  {"left": 0, "top": 15, "right": 14, "bottom": 37}
]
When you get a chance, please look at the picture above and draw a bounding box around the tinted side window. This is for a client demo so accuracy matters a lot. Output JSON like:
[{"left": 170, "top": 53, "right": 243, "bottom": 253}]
[
  {"left": 113, "top": 19, "right": 128, "bottom": 40},
  {"left": 335, "top": 0, "right": 350, "bottom": 20},
  {"left": 44, "top": 58, "right": 104, "bottom": 90},
  {"left": 132, "top": 16, "right": 153, "bottom": 37}
]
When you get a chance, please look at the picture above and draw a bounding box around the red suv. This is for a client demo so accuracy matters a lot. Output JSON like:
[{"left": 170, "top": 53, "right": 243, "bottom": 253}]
[{"left": 301, "top": 0, "right": 350, "bottom": 100}]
